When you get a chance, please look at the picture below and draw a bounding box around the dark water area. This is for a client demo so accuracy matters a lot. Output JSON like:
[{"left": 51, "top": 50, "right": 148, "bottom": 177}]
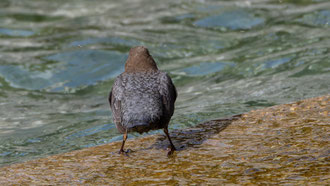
[{"left": 0, "top": 0, "right": 329, "bottom": 167}]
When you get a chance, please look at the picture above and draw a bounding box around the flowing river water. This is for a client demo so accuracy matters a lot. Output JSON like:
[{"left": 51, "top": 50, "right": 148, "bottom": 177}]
[{"left": 0, "top": 0, "right": 329, "bottom": 167}]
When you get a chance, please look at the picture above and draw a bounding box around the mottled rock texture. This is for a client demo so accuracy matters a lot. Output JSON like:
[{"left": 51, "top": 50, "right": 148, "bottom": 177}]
[{"left": 0, "top": 95, "right": 329, "bottom": 185}]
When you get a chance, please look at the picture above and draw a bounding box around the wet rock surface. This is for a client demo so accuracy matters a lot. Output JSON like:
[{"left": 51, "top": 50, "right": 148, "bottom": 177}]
[{"left": 0, "top": 95, "right": 329, "bottom": 185}]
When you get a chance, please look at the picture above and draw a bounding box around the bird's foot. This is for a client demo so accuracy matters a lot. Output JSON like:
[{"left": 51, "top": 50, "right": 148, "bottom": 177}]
[
  {"left": 118, "top": 149, "right": 132, "bottom": 156},
  {"left": 167, "top": 146, "right": 176, "bottom": 157}
]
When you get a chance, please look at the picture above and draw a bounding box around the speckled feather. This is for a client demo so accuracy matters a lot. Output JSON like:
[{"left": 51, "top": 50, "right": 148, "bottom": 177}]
[{"left": 109, "top": 46, "right": 177, "bottom": 134}]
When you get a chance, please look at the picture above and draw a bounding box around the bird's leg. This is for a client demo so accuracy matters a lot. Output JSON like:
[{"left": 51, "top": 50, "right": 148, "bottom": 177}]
[
  {"left": 119, "top": 132, "right": 128, "bottom": 155},
  {"left": 164, "top": 127, "right": 176, "bottom": 156}
]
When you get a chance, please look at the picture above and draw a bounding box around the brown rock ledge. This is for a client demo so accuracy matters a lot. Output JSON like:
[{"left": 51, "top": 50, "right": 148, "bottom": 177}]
[{"left": 0, "top": 95, "right": 329, "bottom": 185}]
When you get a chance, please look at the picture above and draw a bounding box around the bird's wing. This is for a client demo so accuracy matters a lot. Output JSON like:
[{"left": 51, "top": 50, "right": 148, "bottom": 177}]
[
  {"left": 109, "top": 76, "right": 124, "bottom": 124},
  {"left": 159, "top": 72, "right": 177, "bottom": 117}
]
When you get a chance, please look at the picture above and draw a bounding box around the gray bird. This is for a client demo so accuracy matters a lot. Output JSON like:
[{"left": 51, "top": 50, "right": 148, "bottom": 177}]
[{"left": 109, "top": 46, "right": 177, "bottom": 156}]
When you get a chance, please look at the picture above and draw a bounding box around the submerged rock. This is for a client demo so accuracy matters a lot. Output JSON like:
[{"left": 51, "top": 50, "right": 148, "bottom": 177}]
[
  {"left": 194, "top": 10, "right": 264, "bottom": 30},
  {"left": 0, "top": 95, "right": 328, "bottom": 185}
]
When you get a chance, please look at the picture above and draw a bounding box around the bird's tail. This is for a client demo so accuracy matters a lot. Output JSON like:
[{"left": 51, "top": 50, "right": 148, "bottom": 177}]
[{"left": 126, "top": 122, "right": 153, "bottom": 134}]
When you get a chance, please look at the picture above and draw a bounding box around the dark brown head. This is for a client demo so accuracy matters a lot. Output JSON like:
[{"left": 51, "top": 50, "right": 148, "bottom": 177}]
[{"left": 124, "top": 46, "right": 158, "bottom": 73}]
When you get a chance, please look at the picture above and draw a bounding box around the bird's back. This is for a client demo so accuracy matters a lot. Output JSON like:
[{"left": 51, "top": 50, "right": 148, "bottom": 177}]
[
  {"left": 122, "top": 72, "right": 163, "bottom": 129},
  {"left": 110, "top": 71, "right": 173, "bottom": 133}
]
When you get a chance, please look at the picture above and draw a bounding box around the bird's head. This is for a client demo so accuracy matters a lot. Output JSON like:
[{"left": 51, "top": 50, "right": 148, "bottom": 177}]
[{"left": 124, "top": 46, "right": 158, "bottom": 73}]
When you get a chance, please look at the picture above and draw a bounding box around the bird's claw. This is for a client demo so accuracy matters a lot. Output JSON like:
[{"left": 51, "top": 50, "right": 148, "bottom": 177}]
[
  {"left": 118, "top": 149, "right": 132, "bottom": 156},
  {"left": 167, "top": 147, "right": 176, "bottom": 157}
]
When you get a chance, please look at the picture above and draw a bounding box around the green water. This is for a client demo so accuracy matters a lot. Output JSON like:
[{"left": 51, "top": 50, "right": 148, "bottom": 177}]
[{"left": 0, "top": 0, "right": 329, "bottom": 167}]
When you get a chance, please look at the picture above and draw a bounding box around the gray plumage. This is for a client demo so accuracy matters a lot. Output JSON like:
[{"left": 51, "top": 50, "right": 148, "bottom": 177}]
[
  {"left": 109, "top": 71, "right": 176, "bottom": 133},
  {"left": 108, "top": 46, "right": 177, "bottom": 155}
]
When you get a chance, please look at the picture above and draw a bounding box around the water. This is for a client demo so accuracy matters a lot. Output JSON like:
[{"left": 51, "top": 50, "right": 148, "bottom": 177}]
[{"left": 0, "top": 0, "right": 329, "bottom": 167}]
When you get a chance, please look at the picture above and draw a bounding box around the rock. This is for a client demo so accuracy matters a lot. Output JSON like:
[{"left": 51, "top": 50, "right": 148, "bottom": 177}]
[{"left": 0, "top": 95, "right": 329, "bottom": 185}]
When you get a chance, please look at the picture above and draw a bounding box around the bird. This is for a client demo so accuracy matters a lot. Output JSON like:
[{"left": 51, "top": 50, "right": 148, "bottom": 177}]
[{"left": 108, "top": 46, "right": 177, "bottom": 156}]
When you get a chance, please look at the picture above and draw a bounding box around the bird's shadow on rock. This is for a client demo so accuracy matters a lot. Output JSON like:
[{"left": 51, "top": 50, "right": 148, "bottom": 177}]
[{"left": 150, "top": 114, "right": 242, "bottom": 152}]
